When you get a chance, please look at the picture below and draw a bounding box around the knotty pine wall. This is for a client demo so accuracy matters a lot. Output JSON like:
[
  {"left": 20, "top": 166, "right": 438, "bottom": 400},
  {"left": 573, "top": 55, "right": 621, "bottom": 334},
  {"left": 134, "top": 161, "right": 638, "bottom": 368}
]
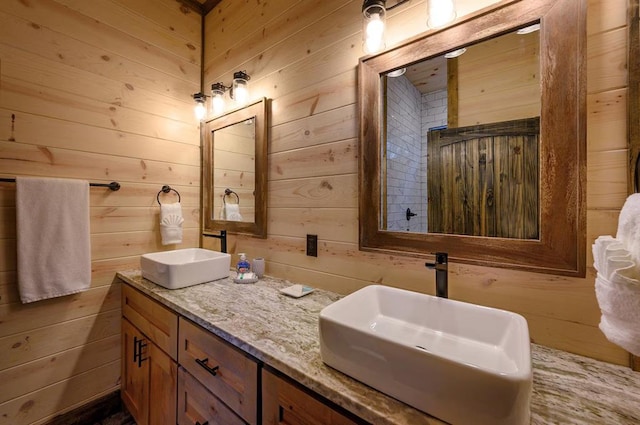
[
  {"left": 0, "top": 0, "right": 201, "bottom": 423},
  {"left": 203, "top": 0, "right": 631, "bottom": 366},
  {"left": 457, "top": 29, "right": 540, "bottom": 126}
]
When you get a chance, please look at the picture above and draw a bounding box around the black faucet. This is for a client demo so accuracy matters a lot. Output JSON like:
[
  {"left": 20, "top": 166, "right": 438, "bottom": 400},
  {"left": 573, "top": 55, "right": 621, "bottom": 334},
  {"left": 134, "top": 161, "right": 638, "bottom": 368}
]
[
  {"left": 425, "top": 252, "right": 448, "bottom": 298},
  {"left": 202, "top": 230, "right": 227, "bottom": 253}
]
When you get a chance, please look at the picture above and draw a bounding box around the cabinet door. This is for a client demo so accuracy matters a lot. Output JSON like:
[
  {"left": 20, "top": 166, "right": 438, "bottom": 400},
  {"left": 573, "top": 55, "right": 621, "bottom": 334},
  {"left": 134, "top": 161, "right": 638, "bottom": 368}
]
[
  {"left": 122, "top": 317, "right": 177, "bottom": 425},
  {"left": 149, "top": 341, "right": 177, "bottom": 425},
  {"left": 122, "top": 318, "right": 149, "bottom": 425},
  {"left": 262, "top": 369, "right": 360, "bottom": 425},
  {"left": 122, "top": 284, "right": 178, "bottom": 360}
]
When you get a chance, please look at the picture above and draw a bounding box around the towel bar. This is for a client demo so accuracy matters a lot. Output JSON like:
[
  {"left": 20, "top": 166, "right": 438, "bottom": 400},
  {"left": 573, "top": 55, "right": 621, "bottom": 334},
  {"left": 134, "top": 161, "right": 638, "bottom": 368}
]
[{"left": 0, "top": 177, "right": 120, "bottom": 191}]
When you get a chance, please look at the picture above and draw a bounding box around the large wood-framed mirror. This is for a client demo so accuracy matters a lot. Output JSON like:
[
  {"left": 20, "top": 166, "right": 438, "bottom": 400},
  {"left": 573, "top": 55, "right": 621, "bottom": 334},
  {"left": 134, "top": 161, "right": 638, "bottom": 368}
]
[
  {"left": 203, "top": 98, "right": 268, "bottom": 238},
  {"left": 359, "top": 0, "right": 586, "bottom": 276}
]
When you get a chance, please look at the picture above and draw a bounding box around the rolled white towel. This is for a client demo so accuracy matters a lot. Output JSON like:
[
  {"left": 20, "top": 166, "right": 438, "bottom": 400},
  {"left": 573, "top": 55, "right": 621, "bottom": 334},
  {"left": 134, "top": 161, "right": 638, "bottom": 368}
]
[
  {"left": 616, "top": 193, "right": 640, "bottom": 270},
  {"left": 593, "top": 235, "right": 622, "bottom": 275},
  {"left": 160, "top": 202, "right": 183, "bottom": 245},
  {"left": 600, "top": 315, "right": 640, "bottom": 357},
  {"left": 592, "top": 236, "right": 640, "bottom": 281},
  {"left": 595, "top": 274, "right": 640, "bottom": 356},
  {"left": 595, "top": 274, "right": 640, "bottom": 322}
]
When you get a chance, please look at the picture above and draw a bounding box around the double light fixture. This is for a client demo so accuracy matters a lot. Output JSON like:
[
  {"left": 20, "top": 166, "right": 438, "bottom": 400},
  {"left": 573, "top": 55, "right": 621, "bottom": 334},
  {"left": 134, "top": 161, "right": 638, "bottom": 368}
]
[
  {"left": 362, "top": 0, "right": 457, "bottom": 55},
  {"left": 192, "top": 71, "right": 251, "bottom": 120}
]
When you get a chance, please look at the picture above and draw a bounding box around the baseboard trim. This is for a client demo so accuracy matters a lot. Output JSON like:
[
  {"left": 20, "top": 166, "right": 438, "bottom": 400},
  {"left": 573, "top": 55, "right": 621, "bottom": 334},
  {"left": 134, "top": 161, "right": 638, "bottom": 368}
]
[{"left": 44, "top": 390, "right": 127, "bottom": 425}]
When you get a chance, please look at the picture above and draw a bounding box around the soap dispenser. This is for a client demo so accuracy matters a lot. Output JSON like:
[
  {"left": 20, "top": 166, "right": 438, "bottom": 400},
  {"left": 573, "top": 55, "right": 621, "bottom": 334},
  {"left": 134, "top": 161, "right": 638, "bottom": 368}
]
[{"left": 236, "top": 253, "right": 251, "bottom": 273}]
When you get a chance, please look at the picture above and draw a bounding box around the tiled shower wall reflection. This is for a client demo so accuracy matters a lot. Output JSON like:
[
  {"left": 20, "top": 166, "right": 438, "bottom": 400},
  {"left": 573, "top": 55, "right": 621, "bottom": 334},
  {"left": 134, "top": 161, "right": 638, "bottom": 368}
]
[{"left": 386, "top": 75, "right": 446, "bottom": 233}]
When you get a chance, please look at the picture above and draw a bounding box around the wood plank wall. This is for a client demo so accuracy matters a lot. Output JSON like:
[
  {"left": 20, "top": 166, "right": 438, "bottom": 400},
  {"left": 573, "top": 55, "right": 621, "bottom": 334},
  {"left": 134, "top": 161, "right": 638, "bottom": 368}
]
[
  {"left": 203, "top": 0, "right": 632, "bottom": 366},
  {"left": 0, "top": 0, "right": 201, "bottom": 423},
  {"left": 457, "top": 30, "right": 540, "bottom": 126}
]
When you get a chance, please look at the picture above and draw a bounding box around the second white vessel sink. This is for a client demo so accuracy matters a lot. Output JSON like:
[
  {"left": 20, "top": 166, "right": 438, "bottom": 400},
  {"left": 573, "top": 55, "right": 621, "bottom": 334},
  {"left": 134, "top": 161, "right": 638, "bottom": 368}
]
[
  {"left": 140, "top": 248, "right": 230, "bottom": 289},
  {"left": 319, "top": 285, "right": 532, "bottom": 425}
]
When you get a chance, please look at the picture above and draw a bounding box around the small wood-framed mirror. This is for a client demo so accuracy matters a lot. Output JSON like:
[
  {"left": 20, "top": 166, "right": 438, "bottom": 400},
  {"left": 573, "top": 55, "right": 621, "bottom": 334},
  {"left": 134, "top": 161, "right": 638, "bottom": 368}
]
[
  {"left": 203, "top": 98, "right": 268, "bottom": 238},
  {"left": 359, "top": 0, "right": 586, "bottom": 276}
]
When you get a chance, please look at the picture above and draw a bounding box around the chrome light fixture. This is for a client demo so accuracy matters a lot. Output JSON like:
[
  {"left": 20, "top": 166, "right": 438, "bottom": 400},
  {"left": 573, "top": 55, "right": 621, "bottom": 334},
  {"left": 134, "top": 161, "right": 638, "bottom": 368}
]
[
  {"left": 362, "top": 0, "right": 387, "bottom": 54},
  {"left": 426, "top": 0, "right": 456, "bottom": 28}
]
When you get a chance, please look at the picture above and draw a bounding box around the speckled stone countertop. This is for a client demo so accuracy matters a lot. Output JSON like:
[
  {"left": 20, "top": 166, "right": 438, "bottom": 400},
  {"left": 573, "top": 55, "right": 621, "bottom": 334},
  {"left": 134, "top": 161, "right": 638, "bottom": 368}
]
[{"left": 117, "top": 270, "right": 640, "bottom": 425}]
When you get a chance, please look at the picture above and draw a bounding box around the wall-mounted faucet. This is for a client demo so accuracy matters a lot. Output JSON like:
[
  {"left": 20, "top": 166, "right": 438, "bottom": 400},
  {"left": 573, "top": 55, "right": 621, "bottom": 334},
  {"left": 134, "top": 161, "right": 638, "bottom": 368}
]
[
  {"left": 425, "top": 252, "right": 448, "bottom": 298},
  {"left": 203, "top": 230, "right": 227, "bottom": 253}
]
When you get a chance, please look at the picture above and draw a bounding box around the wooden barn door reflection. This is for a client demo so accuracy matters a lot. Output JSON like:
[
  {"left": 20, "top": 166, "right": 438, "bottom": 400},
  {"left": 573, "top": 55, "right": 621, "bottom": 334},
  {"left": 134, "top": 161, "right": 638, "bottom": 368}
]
[{"left": 427, "top": 117, "right": 539, "bottom": 239}]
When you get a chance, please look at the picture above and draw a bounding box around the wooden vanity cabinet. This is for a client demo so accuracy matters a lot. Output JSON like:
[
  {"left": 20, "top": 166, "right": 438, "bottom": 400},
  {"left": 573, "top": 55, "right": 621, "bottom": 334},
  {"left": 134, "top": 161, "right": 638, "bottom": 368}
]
[
  {"left": 121, "top": 284, "right": 178, "bottom": 425},
  {"left": 120, "top": 282, "right": 367, "bottom": 425},
  {"left": 262, "top": 369, "right": 363, "bottom": 425}
]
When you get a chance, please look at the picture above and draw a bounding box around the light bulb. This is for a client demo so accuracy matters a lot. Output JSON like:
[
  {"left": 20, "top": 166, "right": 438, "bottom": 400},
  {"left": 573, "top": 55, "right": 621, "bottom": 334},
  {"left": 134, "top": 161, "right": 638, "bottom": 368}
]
[
  {"left": 364, "top": 13, "right": 385, "bottom": 54},
  {"left": 193, "top": 92, "right": 207, "bottom": 120},
  {"left": 212, "top": 93, "right": 224, "bottom": 115},
  {"left": 233, "top": 81, "right": 248, "bottom": 104},
  {"left": 211, "top": 83, "right": 226, "bottom": 115},
  {"left": 427, "top": 0, "right": 456, "bottom": 29},
  {"left": 194, "top": 102, "right": 206, "bottom": 120},
  {"left": 367, "top": 13, "right": 384, "bottom": 38}
]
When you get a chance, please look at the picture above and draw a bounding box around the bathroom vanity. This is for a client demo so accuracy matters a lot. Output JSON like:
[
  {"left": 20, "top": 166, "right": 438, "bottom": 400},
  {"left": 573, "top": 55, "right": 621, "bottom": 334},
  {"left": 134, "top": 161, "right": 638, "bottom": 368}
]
[{"left": 117, "top": 270, "right": 640, "bottom": 425}]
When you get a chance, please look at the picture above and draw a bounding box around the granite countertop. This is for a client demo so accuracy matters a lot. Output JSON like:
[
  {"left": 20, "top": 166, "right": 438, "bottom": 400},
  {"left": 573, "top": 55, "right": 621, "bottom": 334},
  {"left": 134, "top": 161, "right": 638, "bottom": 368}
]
[{"left": 116, "top": 270, "right": 640, "bottom": 425}]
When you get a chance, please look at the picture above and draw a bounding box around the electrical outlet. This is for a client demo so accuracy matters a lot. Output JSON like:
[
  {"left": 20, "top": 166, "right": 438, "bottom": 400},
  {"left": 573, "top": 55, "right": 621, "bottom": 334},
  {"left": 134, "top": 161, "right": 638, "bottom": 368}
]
[{"left": 306, "top": 234, "right": 318, "bottom": 257}]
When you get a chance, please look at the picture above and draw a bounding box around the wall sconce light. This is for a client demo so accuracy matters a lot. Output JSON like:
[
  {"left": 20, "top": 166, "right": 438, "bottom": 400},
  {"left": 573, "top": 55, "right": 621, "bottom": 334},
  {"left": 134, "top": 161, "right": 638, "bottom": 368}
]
[
  {"left": 426, "top": 0, "right": 456, "bottom": 29},
  {"left": 193, "top": 92, "right": 207, "bottom": 121},
  {"left": 231, "top": 71, "right": 250, "bottom": 104},
  {"left": 362, "top": 0, "right": 387, "bottom": 54},
  {"left": 207, "top": 71, "right": 251, "bottom": 115},
  {"left": 211, "top": 82, "right": 226, "bottom": 115},
  {"left": 364, "top": 0, "right": 449, "bottom": 55}
]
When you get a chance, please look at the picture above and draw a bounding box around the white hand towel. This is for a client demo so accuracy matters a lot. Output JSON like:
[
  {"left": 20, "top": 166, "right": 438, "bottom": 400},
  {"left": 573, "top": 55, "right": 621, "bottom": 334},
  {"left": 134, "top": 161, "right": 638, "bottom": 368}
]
[
  {"left": 593, "top": 195, "right": 640, "bottom": 355},
  {"left": 599, "top": 314, "right": 640, "bottom": 357},
  {"left": 616, "top": 193, "right": 640, "bottom": 267},
  {"left": 595, "top": 271, "right": 640, "bottom": 356},
  {"left": 160, "top": 202, "right": 183, "bottom": 245},
  {"left": 221, "top": 203, "right": 243, "bottom": 221},
  {"left": 16, "top": 177, "right": 91, "bottom": 303},
  {"left": 593, "top": 235, "right": 624, "bottom": 275}
]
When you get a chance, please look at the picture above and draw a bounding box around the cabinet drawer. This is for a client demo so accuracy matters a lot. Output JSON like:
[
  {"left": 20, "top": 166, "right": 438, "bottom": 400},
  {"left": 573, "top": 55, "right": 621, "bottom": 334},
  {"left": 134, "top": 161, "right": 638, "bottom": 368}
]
[
  {"left": 179, "top": 318, "right": 258, "bottom": 425},
  {"left": 262, "top": 369, "right": 361, "bottom": 425},
  {"left": 122, "top": 283, "right": 178, "bottom": 360},
  {"left": 178, "top": 367, "right": 246, "bottom": 425}
]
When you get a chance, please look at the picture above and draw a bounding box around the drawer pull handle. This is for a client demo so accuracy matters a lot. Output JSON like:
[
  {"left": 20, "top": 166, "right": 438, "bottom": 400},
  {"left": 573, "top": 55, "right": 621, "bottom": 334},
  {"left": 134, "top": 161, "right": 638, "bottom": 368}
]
[
  {"left": 133, "top": 336, "right": 148, "bottom": 368},
  {"left": 195, "top": 358, "right": 219, "bottom": 376},
  {"left": 195, "top": 422, "right": 208, "bottom": 425}
]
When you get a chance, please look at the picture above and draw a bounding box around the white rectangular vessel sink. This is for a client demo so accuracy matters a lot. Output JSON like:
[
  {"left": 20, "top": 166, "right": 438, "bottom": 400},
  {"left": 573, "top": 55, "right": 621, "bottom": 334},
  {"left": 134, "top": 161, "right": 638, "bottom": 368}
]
[
  {"left": 319, "top": 285, "right": 532, "bottom": 425},
  {"left": 140, "top": 248, "right": 230, "bottom": 289}
]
